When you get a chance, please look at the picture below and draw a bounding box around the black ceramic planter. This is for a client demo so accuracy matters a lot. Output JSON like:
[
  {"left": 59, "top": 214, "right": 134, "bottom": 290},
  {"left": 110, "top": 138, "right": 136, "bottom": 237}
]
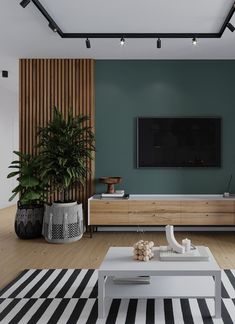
[{"left": 15, "top": 203, "right": 44, "bottom": 239}]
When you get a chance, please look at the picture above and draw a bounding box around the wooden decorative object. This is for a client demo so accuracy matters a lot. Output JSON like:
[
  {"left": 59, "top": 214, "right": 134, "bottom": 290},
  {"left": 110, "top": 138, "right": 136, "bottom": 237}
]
[{"left": 99, "top": 177, "right": 122, "bottom": 193}]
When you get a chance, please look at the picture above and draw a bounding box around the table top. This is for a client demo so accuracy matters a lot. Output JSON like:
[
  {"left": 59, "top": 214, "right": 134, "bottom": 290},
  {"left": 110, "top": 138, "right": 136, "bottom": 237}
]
[{"left": 99, "top": 246, "right": 221, "bottom": 274}]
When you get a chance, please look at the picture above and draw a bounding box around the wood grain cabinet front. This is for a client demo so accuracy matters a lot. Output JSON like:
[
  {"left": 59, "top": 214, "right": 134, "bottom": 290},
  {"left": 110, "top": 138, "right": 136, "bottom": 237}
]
[
  {"left": 180, "top": 200, "right": 235, "bottom": 225},
  {"left": 128, "top": 200, "right": 181, "bottom": 225},
  {"left": 89, "top": 198, "right": 235, "bottom": 226},
  {"left": 90, "top": 200, "right": 129, "bottom": 225},
  {"left": 180, "top": 200, "right": 234, "bottom": 213},
  {"left": 180, "top": 213, "right": 235, "bottom": 225}
]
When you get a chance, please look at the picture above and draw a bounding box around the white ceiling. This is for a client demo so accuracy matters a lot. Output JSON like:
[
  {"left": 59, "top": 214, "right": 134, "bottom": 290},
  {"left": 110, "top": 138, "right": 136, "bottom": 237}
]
[
  {"left": 43, "top": 0, "right": 232, "bottom": 33},
  {"left": 0, "top": 0, "right": 235, "bottom": 59}
]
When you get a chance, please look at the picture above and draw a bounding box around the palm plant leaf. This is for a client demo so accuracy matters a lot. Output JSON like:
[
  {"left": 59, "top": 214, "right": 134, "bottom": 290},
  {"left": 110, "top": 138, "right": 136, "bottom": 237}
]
[
  {"left": 7, "top": 171, "right": 20, "bottom": 178},
  {"left": 20, "top": 175, "right": 40, "bottom": 188},
  {"left": 7, "top": 151, "right": 46, "bottom": 205},
  {"left": 9, "top": 192, "right": 18, "bottom": 202}
]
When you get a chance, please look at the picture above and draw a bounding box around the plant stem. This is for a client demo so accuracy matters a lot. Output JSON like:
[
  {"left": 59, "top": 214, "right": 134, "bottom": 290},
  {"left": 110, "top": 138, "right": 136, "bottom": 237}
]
[{"left": 63, "top": 188, "right": 69, "bottom": 202}]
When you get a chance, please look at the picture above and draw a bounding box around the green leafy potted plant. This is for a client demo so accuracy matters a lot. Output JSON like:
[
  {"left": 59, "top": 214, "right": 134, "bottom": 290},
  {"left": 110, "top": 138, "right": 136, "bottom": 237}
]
[
  {"left": 7, "top": 151, "right": 46, "bottom": 239},
  {"left": 38, "top": 107, "right": 95, "bottom": 243}
]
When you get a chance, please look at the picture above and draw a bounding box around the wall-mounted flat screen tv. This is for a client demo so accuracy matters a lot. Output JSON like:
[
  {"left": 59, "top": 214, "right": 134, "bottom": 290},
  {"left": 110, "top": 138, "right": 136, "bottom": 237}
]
[{"left": 137, "top": 117, "right": 221, "bottom": 168}]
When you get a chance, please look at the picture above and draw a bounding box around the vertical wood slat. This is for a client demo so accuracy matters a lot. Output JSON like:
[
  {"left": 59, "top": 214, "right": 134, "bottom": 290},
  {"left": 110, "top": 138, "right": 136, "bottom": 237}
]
[{"left": 19, "top": 59, "right": 95, "bottom": 225}]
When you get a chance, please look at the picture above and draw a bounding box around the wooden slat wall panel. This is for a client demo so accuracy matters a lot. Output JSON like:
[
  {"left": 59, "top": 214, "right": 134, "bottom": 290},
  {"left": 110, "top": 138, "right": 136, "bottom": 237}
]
[{"left": 19, "top": 59, "right": 95, "bottom": 224}]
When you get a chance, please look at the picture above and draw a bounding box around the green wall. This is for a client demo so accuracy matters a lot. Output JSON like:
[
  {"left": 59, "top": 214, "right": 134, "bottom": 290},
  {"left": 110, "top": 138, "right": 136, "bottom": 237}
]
[{"left": 95, "top": 60, "right": 235, "bottom": 194}]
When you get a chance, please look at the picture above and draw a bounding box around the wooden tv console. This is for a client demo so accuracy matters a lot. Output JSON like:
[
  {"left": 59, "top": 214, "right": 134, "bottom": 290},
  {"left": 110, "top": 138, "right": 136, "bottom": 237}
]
[{"left": 88, "top": 195, "right": 235, "bottom": 231}]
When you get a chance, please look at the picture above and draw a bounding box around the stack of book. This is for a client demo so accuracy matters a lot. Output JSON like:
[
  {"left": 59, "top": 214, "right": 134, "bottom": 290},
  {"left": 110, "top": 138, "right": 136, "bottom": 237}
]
[
  {"left": 101, "top": 190, "right": 126, "bottom": 198},
  {"left": 113, "top": 276, "right": 150, "bottom": 285}
]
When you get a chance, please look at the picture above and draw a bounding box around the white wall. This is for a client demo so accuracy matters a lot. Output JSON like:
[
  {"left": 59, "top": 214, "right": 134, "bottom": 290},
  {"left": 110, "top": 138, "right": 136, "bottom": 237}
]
[{"left": 0, "top": 56, "right": 19, "bottom": 208}]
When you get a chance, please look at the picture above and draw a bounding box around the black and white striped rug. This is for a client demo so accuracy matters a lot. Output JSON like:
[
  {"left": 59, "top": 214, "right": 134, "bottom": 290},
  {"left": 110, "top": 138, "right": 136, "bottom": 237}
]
[{"left": 0, "top": 269, "right": 235, "bottom": 324}]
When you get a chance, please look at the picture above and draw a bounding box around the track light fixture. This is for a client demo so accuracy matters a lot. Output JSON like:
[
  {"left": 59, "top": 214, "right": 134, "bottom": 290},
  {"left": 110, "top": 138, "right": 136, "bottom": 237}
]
[
  {"left": 20, "top": 0, "right": 30, "bottom": 8},
  {"left": 18, "top": 0, "right": 235, "bottom": 48},
  {"left": 48, "top": 22, "right": 58, "bottom": 32},
  {"left": 157, "top": 38, "right": 161, "bottom": 49},
  {"left": 86, "top": 38, "right": 91, "bottom": 49},
  {"left": 120, "top": 37, "right": 125, "bottom": 46},
  {"left": 192, "top": 37, "right": 197, "bottom": 45},
  {"left": 227, "top": 22, "right": 235, "bottom": 32}
]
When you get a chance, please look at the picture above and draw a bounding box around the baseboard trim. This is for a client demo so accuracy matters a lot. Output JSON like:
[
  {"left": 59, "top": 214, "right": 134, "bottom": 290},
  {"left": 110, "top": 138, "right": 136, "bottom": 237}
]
[{"left": 97, "top": 226, "right": 235, "bottom": 232}]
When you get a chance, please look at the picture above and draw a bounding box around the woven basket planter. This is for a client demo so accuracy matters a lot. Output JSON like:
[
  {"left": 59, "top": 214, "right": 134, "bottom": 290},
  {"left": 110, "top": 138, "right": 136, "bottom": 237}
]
[
  {"left": 15, "top": 203, "right": 44, "bottom": 239},
  {"left": 42, "top": 202, "right": 84, "bottom": 243}
]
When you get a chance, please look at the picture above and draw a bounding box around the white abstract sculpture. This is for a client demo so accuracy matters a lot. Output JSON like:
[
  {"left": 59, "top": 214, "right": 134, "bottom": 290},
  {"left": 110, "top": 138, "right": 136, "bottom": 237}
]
[{"left": 165, "top": 225, "right": 185, "bottom": 254}]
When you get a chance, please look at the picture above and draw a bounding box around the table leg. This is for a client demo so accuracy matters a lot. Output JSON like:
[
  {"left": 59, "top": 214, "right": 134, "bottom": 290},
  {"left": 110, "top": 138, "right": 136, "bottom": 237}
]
[
  {"left": 98, "top": 273, "right": 106, "bottom": 318},
  {"left": 89, "top": 225, "right": 93, "bottom": 238},
  {"left": 214, "top": 272, "right": 221, "bottom": 318}
]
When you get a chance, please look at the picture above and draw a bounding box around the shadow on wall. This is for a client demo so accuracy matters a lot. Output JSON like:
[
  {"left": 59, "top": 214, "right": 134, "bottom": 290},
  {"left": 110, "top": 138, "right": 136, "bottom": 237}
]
[{"left": 0, "top": 86, "right": 19, "bottom": 208}]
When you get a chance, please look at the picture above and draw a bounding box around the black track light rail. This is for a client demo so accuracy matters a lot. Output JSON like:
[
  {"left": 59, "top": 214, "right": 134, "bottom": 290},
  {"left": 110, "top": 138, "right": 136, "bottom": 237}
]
[
  {"left": 63, "top": 33, "right": 218, "bottom": 39},
  {"left": 30, "top": 0, "right": 235, "bottom": 39},
  {"left": 32, "top": 0, "right": 63, "bottom": 37},
  {"left": 219, "top": 2, "right": 235, "bottom": 35}
]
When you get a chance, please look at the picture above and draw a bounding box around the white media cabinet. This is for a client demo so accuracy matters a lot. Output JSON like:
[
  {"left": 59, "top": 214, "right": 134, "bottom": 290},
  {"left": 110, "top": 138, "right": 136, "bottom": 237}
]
[{"left": 88, "top": 195, "right": 235, "bottom": 233}]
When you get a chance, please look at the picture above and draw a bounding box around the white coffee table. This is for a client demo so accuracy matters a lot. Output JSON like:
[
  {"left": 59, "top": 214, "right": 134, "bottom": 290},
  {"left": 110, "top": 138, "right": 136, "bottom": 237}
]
[{"left": 98, "top": 246, "right": 221, "bottom": 318}]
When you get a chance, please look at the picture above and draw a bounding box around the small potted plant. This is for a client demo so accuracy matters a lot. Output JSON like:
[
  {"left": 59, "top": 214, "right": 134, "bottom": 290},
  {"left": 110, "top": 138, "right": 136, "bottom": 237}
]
[
  {"left": 7, "top": 151, "right": 46, "bottom": 239},
  {"left": 38, "top": 107, "right": 95, "bottom": 243}
]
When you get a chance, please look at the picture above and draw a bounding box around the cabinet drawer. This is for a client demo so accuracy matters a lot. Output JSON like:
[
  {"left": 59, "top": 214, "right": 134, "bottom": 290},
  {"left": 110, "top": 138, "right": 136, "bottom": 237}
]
[
  {"left": 90, "top": 200, "right": 129, "bottom": 213},
  {"left": 128, "top": 213, "right": 181, "bottom": 225},
  {"left": 90, "top": 212, "right": 129, "bottom": 225},
  {"left": 181, "top": 201, "right": 234, "bottom": 213},
  {"left": 181, "top": 213, "right": 235, "bottom": 225},
  {"left": 128, "top": 201, "right": 157, "bottom": 213},
  {"left": 129, "top": 200, "right": 180, "bottom": 213}
]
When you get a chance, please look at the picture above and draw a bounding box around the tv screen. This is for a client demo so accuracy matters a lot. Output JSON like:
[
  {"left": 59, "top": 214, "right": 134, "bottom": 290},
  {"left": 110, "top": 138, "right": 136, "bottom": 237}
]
[{"left": 137, "top": 117, "right": 221, "bottom": 168}]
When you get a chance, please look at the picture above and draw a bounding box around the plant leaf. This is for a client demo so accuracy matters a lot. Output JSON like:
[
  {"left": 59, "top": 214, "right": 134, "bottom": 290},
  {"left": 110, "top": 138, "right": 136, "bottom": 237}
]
[
  {"left": 22, "top": 191, "right": 41, "bottom": 201},
  {"left": 9, "top": 192, "right": 18, "bottom": 202},
  {"left": 7, "top": 171, "right": 20, "bottom": 178},
  {"left": 8, "top": 165, "right": 20, "bottom": 169},
  {"left": 20, "top": 175, "right": 39, "bottom": 188},
  {"left": 12, "top": 185, "right": 21, "bottom": 193},
  {"left": 13, "top": 151, "right": 30, "bottom": 160}
]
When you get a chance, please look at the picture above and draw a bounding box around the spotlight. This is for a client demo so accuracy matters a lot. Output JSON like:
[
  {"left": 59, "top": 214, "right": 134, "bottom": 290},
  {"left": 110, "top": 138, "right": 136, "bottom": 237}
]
[
  {"left": 86, "top": 38, "right": 91, "bottom": 49},
  {"left": 227, "top": 23, "right": 235, "bottom": 32},
  {"left": 120, "top": 37, "right": 125, "bottom": 46},
  {"left": 157, "top": 38, "right": 161, "bottom": 49},
  {"left": 20, "top": 0, "right": 30, "bottom": 8},
  {"left": 192, "top": 37, "right": 197, "bottom": 45},
  {"left": 48, "top": 22, "right": 58, "bottom": 33}
]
